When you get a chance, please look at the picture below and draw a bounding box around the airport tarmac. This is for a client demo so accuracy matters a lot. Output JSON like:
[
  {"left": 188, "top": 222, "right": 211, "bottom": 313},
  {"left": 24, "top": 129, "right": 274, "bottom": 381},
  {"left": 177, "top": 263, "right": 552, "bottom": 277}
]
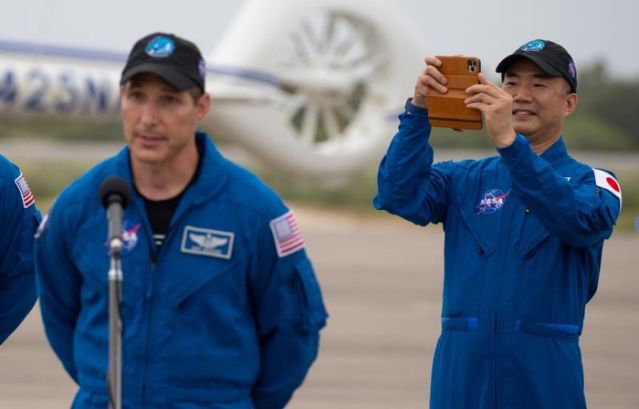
[{"left": 1, "top": 207, "right": 637, "bottom": 408}]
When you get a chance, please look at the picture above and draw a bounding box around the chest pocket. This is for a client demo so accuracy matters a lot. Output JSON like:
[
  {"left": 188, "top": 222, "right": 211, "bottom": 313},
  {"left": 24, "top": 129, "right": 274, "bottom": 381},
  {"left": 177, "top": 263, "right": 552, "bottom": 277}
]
[
  {"left": 450, "top": 172, "right": 503, "bottom": 258},
  {"left": 166, "top": 254, "right": 247, "bottom": 310},
  {"left": 455, "top": 200, "right": 498, "bottom": 256},
  {"left": 515, "top": 210, "right": 552, "bottom": 259},
  {"left": 71, "top": 220, "right": 145, "bottom": 310}
]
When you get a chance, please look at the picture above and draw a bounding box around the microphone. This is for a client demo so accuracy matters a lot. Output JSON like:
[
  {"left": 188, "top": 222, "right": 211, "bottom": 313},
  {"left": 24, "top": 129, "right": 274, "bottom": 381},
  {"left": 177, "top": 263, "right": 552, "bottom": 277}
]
[{"left": 99, "top": 177, "right": 132, "bottom": 257}]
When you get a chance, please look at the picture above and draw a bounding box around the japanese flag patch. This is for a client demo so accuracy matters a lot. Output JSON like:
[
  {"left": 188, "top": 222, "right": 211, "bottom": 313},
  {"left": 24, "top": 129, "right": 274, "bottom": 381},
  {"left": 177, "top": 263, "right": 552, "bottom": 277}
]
[
  {"left": 270, "top": 211, "right": 305, "bottom": 258},
  {"left": 14, "top": 173, "right": 35, "bottom": 208},
  {"left": 593, "top": 168, "right": 622, "bottom": 208}
]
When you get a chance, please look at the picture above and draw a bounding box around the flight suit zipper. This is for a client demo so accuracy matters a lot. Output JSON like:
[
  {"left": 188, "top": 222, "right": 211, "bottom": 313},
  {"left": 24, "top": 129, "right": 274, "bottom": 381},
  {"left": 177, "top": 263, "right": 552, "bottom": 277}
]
[
  {"left": 139, "top": 203, "right": 192, "bottom": 407},
  {"left": 138, "top": 210, "right": 157, "bottom": 408},
  {"left": 490, "top": 198, "right": 516, "bottom": 409}
]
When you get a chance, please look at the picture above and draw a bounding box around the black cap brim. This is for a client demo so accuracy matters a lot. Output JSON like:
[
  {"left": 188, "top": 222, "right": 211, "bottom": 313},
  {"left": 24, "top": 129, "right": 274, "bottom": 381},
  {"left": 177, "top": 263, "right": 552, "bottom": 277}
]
[
  {"left": 496, "top": 53, "right": 576, "bottom": 93},
  {"left": 495, "top": 54, "right": 565, "bottom": 78},
  {"left": 120, "top": 63, "right": 195, "bottom": 91}
]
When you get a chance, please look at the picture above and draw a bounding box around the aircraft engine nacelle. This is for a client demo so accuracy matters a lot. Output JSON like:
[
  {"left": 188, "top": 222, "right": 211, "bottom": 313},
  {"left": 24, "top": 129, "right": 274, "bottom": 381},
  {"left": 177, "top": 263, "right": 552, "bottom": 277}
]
[{"left": 205, "top": 0, "right": 426, "bottom": 180}]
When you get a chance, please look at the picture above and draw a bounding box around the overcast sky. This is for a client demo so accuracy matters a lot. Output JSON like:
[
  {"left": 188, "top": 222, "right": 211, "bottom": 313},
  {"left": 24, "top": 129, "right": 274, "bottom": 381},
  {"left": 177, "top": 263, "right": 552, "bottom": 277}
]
[{"left": 0, "top": 0, "right": 637, "bottom": 78}]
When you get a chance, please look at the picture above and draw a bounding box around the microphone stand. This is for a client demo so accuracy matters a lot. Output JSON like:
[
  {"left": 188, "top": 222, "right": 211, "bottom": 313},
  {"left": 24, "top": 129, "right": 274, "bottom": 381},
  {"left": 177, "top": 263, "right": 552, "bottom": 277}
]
[
  {"left": 108, "top": 235, "right": 123, "bottom": 409},
  {"left": 99, "top": 177, "right": 131, "bottom": 409}
]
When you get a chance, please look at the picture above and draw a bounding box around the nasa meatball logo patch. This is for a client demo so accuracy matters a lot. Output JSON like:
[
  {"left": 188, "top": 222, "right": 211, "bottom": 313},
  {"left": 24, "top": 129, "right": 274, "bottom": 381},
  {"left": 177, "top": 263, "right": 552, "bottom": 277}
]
[
  {"left": 121, "top": 221, "right": 142, "bottom": 254},
  {"left": 105, "top": 220, "right": 141, "bottom": 255},
  {"left": 476, "top": 189, "right": 511, "bottom": 215}
]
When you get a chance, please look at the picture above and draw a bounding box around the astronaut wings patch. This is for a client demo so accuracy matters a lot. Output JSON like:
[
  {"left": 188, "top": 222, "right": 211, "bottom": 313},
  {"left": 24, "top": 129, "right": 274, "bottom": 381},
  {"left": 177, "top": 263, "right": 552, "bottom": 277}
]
[
  {"left": 593, "top": 168, "right": 622, "bottom": 208},
  {"left": 270, "top": 211, "right": 305, "bottom": 257}
]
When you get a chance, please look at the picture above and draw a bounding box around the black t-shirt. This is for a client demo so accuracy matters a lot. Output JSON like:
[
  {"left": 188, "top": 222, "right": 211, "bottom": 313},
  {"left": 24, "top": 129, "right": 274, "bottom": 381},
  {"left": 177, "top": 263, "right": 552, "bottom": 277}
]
[{"left": 144, "top": 194, "right": 182, "bottom": 249}]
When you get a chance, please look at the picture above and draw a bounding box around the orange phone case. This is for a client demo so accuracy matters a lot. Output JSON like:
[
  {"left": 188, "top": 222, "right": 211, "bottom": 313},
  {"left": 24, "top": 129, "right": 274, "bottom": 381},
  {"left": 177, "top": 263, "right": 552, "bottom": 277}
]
[{"left": 426, "top": 56, "right": 482, "bottom": 130}]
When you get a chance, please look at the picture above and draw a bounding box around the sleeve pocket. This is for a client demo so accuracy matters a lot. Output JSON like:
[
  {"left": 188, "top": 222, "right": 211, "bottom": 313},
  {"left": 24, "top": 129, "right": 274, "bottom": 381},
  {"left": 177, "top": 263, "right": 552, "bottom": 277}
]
[{"left": 294, "top": 258, "right": 328, "bottom": 331}]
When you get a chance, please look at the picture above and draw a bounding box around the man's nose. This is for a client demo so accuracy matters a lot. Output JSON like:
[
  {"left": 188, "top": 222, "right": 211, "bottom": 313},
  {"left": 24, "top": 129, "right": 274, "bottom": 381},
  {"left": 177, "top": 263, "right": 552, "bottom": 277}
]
[
  {"left": 140, "top": 103, "right": 159, "bottom": 126},
  {"left": 512, "top": 85, "right": 533, "bottom": 102}
]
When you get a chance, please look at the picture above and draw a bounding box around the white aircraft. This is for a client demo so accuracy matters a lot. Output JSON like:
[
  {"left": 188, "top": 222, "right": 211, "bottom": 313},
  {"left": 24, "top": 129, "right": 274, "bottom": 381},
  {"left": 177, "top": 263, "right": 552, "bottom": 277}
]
[{"left": 0, "top": 0, "right": 425, "bottom": 181}]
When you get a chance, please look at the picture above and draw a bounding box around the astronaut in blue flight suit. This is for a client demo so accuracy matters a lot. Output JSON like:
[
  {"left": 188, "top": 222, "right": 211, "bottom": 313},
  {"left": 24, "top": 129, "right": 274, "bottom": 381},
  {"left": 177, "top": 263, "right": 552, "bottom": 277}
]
[
  {"left": 0, "top": 156, "right": 39, "bottom": 344},
  {"left": 34, "top": 33, "right": 327, "bottom": 409},
  {"left": 374, "top": 40, "right": 621, "bottom": 408}
]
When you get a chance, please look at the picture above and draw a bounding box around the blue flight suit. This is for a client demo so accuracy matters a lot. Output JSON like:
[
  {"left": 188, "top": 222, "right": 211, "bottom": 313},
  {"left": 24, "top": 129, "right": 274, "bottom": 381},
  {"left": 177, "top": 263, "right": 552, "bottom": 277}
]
[
  {"left": 374, "top": 101, "right": 621, "bottom": 409},
  {"left": 0, "top": 155, "right": 39, "bottom": 344},
  {"left": 35, "top": 132, "right": 328, "bottom": 409}
]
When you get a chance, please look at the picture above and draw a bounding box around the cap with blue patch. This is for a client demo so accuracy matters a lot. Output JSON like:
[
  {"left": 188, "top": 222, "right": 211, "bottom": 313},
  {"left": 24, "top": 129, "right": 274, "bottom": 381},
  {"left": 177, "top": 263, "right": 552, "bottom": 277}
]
[
  {"left": 120, "top": 32, "right": 206, "bottom": 92},
  {"left": 496, "top": 39, "right": 577, "bottom": 93}
]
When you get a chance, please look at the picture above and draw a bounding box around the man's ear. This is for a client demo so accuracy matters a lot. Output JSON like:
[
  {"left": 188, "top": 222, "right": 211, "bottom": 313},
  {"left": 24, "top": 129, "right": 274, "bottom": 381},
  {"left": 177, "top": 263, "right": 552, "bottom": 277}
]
[
  {"left": 194, "top": 92, "right": 211, "bottom": 123},
  {"left": 564, "top": 93, "right": 578, "bottom": 118}
]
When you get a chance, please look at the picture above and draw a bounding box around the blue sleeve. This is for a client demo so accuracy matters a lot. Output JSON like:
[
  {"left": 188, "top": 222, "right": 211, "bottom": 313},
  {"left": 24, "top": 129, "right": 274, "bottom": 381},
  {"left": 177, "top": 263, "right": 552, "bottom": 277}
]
[
  {"left": 34, "top": 200, "right": 82, "bottom": 382},
  {"left": 499, "top": 134, "right": 620, "bottom": 247},
  {"left": 0, "top": 162, "right": 39, "bottom": 344},
  {"left": 373, "top": 100, "right": 454, "bottom": 225},
  {"left": 249, "top": 210, "right": 327, "bottom": 409}
]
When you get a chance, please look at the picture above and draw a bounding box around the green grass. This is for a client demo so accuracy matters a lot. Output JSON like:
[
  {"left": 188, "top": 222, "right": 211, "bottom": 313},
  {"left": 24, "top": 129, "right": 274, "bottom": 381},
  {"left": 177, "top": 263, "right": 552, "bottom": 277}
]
[
  {"left": 0, "top": 118, "right": 122, "bottom": 141},
  {"left": 20, "top": 160, "right": 97, "bottom": 203}
]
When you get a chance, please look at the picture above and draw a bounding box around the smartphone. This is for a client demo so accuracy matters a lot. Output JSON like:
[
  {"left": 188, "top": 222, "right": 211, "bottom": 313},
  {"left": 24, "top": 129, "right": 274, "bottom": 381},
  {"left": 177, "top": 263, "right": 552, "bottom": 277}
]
[{"left": 426, "top": 56, "right": 482, "bottom": 130}]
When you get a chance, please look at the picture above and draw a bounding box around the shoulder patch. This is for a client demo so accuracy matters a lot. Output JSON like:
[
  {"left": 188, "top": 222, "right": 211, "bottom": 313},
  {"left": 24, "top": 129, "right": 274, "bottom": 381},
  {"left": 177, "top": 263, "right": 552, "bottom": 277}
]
[
  {"left": 593, "top": 168, "right": 622, "bottom": 207},
  {"left": 14, "top": 173, "right": 35, "bottom": 208},
  {"left": 270, "top": 211, "right": 305, "bottom": 258}
]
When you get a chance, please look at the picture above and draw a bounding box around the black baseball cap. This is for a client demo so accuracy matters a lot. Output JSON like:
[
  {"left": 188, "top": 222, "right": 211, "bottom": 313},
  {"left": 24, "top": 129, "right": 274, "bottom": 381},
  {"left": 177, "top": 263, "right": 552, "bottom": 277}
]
[
  {"left": 120, "top": 32, "right": 206, "bottom": 92},
  {"left": 496, "top": 39, "right": 577, "bottom": 93}
]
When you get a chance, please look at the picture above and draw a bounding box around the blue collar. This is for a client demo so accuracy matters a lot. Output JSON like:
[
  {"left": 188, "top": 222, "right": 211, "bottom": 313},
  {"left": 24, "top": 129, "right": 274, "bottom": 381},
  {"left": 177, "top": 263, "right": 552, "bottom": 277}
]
[
  {"left": 114, "top": 131, "right": 230, "bottom": 207},
  {"left": 539, "top": 137, "right": 569, "bottom": 166}
]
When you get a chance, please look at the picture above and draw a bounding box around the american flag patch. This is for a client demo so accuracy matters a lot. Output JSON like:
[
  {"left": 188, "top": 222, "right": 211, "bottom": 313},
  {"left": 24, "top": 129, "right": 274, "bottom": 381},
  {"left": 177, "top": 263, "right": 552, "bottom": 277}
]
[
  {"left": 270, "top": 211, "right": 305, "bottom": 258},
  {"left": 14, "top": 173, "right": 35, "bottom": 208}
]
